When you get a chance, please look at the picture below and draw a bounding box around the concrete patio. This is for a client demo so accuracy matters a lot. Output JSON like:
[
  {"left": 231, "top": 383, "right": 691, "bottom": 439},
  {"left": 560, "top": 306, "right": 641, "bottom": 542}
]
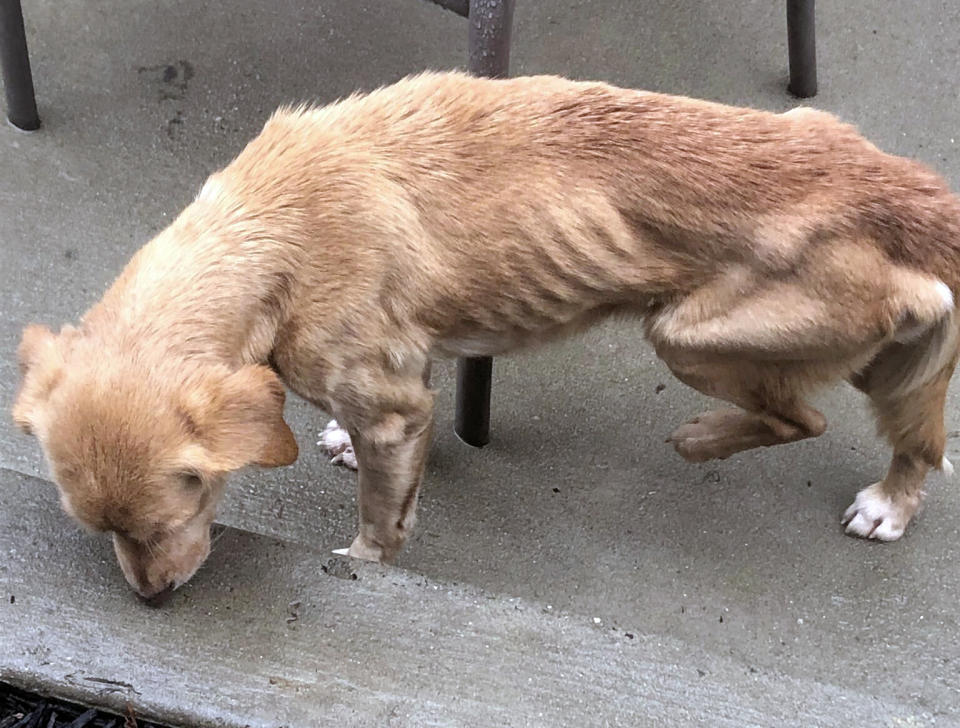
[{"left": 1, "top": 0, "right": 959, "bottom": 725}]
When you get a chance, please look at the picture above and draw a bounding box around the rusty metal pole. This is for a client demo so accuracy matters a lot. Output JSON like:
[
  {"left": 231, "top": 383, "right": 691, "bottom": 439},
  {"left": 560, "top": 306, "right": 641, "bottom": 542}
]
[
  {"left": 0, "top": 0, "right": 40, "bottom": 129},
  {"left": 454, "top": 0, "right": 515, "bottom": 448}
]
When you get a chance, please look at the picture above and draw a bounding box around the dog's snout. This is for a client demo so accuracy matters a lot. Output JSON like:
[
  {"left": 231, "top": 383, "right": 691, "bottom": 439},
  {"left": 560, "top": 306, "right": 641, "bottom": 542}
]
[{"left": 138, "top": 582, "right": 175, "bottom": 608}]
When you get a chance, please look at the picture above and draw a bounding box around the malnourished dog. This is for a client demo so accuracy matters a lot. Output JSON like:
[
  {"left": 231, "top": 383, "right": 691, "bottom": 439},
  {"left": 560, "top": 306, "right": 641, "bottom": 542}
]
[{"left": 13, "top": 72, "right": 960, "bottom": 601}]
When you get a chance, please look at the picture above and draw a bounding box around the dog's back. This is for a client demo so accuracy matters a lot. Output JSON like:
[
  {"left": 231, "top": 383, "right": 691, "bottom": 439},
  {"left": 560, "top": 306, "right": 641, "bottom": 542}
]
[{"left": 221, "top": 73, "right": 960, "bottom": 367}]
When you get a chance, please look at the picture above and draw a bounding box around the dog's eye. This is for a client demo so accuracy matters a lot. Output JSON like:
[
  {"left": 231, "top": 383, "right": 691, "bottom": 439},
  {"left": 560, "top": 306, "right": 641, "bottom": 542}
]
[{"left": 180, "top": 472, "right": 204, "bottom": 491}]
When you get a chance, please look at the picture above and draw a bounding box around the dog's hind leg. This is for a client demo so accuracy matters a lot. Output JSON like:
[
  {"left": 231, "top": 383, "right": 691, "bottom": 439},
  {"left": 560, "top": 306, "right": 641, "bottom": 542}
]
[
  {"left": 844, "top": 323, "right": 959, "bottom": 540},
  {"left": 652, "top": 246, "right": 954, "bottom": 475},
  {"left": 661, "top": 350, "right": 828, "bottom": 462}
]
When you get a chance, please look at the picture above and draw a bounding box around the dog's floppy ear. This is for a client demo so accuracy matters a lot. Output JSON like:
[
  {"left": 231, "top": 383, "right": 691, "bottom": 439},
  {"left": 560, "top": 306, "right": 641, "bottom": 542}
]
[
  {"left": 12, "top": 324, "right": 63, "bottom": 434},
  {"left": 183, "top": 365, "right": 299, "bottom": 471}
]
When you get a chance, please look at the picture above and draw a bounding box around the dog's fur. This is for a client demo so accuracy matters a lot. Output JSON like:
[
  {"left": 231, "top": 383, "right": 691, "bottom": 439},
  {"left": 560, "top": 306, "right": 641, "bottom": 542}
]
[{"left": 13, "top": 71, "right": 960, "bottom": 599}]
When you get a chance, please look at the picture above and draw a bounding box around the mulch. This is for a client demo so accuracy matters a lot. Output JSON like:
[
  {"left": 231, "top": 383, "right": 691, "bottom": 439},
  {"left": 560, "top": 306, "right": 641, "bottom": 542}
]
[{"left": 0, "top": 683, "right": 168, "bottom": 728}]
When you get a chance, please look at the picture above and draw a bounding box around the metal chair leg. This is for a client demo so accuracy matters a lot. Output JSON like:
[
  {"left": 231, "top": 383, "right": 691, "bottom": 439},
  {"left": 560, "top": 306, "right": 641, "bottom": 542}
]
[
  {"left": 454, "top": 0, "right": 515, "bottom": 448},
  {"left": 0, "top": 0, "right": 39, "bottom": 130},
  {"left": 455, "top": 356, "right": 493, "bottom": 447},
  {"left": 786, "top": 0, "right": 817, "bottom": 97},
  {"left": 468, "top": 0, "right": 514, "bottom": 78}
]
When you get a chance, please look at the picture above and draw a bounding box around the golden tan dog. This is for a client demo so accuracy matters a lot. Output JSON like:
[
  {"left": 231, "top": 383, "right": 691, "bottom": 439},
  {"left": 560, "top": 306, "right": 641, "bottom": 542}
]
[{"left": 13, "top": 71, "right": 960, "bottom": 601}]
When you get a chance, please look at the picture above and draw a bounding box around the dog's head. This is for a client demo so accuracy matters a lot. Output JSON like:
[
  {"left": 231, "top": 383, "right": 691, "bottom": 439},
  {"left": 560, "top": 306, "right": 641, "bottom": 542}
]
[{"left": 12, "top": 324, "right": 298, "bottom": 602}]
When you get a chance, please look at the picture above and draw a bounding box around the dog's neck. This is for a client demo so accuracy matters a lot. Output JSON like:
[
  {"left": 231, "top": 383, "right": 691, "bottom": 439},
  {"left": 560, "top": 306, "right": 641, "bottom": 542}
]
[{"left": 82, "top": 194, "right": 301, "bottom": 369}]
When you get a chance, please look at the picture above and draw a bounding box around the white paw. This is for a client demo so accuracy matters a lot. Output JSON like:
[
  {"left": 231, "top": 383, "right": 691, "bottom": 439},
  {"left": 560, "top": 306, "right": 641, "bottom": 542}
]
[
  {"left": 318, "top": 420, "right": 357, "bottom": 470},
  {"left": 841, "top": 483, "right": 918, "bottom": 541},
  {"left": 333, "top": 536, "right": 386, "bottom": 563}
]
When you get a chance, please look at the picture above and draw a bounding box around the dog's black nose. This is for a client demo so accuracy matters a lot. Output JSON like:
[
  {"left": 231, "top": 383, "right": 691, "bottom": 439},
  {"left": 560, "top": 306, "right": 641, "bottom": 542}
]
[{"left": 138, "top": 583, "right": 175, "bottom": 608}]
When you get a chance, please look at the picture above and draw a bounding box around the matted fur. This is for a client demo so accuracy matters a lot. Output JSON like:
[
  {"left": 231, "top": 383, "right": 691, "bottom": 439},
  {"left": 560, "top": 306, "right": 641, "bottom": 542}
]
[{"left": 13, "top": 71, "right": 960, "bottom": 597}]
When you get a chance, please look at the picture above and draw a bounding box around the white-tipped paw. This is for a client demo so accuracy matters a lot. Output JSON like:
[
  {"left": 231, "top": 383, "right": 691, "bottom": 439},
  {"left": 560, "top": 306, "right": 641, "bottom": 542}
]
[
  {"left": 332, "top": 535, "right": 389, "bottom": 563},
  {"left": 841, "top": 483, "right": 919, "bottom": 541},
  {"left": 318, "top": 420, "right": 358, "bottom": 470}
]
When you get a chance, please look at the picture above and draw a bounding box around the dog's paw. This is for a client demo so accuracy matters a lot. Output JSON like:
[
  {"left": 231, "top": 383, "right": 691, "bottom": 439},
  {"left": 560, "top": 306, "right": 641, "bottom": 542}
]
[
  {"left": 841, "top": 483, "right": 920, "bottom": 541},
  {"left": 318, "top": 420, "right": 357, "bottom": 470},
  {"left": 333, "top": 535, "right": 390, "bottom": 563}
]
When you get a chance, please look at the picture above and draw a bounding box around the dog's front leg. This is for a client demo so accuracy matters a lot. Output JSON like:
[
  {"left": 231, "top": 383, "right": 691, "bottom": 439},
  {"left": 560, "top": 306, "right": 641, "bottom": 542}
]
[
  {"left": 336, "top": 410, "right": 434, "bottom": 563},
  {"left": 320, "top": 363, "right": 432, "bottom": 472}
]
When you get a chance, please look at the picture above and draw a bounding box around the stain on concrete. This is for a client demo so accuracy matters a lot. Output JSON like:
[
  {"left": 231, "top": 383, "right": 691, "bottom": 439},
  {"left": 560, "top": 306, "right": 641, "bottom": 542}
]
[
  {"left": 165, "top": 110, "right": 184, "bottom": 140},
  {"left": 136, "top": 60, "right": 195, "bottom": 101}
]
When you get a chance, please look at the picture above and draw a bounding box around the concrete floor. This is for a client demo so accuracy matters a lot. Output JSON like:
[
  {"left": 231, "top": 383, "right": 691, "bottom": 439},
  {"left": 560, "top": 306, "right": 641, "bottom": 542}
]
[{"left": 1, "top": 0, "right": 959, "bottom": 725}]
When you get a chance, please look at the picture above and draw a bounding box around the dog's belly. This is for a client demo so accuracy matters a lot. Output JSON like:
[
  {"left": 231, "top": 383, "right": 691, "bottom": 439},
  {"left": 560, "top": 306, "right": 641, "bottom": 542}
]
[
  {"left": 432, "top": 303, "right": 632, "bottom": 358},
  {"left": 433, "top": 331, "right": 528, "bottom": 358}
]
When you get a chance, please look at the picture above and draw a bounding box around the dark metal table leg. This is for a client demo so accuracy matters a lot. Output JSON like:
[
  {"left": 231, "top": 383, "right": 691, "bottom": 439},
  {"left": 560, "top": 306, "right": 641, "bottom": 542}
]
[
  {"left": 786, "top": 0, "right": 817, "bottom": 98},
  {"left": 454, "top": 0, "right": 515, "bottom": 448},
  {"left": 0, "top": 0, "right": 40, "bottom": 130}
]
